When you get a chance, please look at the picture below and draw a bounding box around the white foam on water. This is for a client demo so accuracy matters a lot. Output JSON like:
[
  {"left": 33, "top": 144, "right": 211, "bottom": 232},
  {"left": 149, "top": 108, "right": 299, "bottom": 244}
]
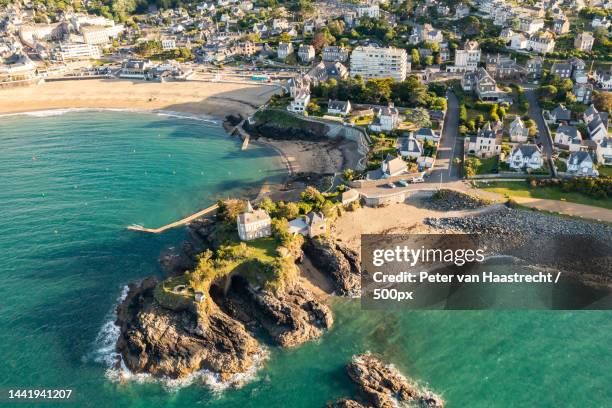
[
  {"left": 89, "top": 285, "right": 129, "bottom": 368},
  {"left": 0, "top": 108, "right": 221, "bottom": 125},
  {"left": 153, "top": 110, "right": 220, "bottom": 126}
]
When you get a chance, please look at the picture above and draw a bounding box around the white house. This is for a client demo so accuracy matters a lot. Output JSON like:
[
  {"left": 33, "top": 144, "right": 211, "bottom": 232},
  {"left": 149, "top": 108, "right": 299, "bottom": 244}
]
[
  {"left": 356, "top": 3, "right": 380, "bottom": 18},
  {"left": 327, "top": 100, "right": 351, "bottom": 116},
  {"left": 467, "top": 122, "right": 502, "bottom": 158},
  {"left": 447, "top": 40, "right": 481, "bottom": 73},
  {"left": 574, "top": 32, "right": 594, "bottom": 51},
  {"left": 277, "top": 42, "right": 294, "bottom": 59},
  {"left": 573, "top": 83, "right": 593, "bottom": 104},
  {"left": 508, "top": 116, "right": 529, "bottom": 142},
  {"left": 567, "top": 151, "right": 598, "bottom": 177},
  {"left": 528, "top": 31, "right": 556, "bottom": 54},
  {"left": 455, "top": 3, "right": 470, "bottom": 19},
  {"left": 519, "top": 17, "right": 545, "bottom": 34},
  {"left": 585, "top": 105, "right": 609, "bottom": 143},
  {"left": 594, "top": 69, "right": 612, "bottom": 90},
  {"left": 369, "top": 103, "right": 400, "bottom": 132},
  {"left": 506, "top": 144, "right": 544, "bottom": 170},
  {"left": 396, "top": 135, "right": 423, "bottom": 160},
  {"left": 287, "top": 89, "right": 310, "bottom": 114},
  {"left": 322, "top": 46, "right": 350, "bottom": 62},
  {"left": 237, "top": 201, "right": 271, "bottom": 241},
  {"left": 596, "top": 138, "right": 612, "bottom": 166},
  {"left": 555, "top": 125, "right": 583, "bottom": 152},
  {"left": 161, "top": 37, "right": 176, "bottom": 50},
  {"left": 272, "top": 18, "right": 289, "bottom": 30},
  {"left": 414, "top": 127, "right": 440, "bottom": 143},
  {"left": 510, "top": 33, "right": 528, "bottom": 50},
  {"left": 297, "top": 44, "right": 315, "bottom": 63},
  {"left": 288, "top": 212, "right": 326, "bottom": 237},
  {"left": 380, "top": 154, "right": 407, "bottom": 177}
]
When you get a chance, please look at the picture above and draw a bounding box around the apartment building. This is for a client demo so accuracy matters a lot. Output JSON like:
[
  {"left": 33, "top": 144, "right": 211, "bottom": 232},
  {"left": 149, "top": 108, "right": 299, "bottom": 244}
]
[
  {"left": 81, "top": 24, "right": 124, "bottom": 45},
  {"left": 54, "top": 42, "right": 101, "bottom": 61},
  {"left": 350, "top": 46, "right": 408, "bottom": 81}
]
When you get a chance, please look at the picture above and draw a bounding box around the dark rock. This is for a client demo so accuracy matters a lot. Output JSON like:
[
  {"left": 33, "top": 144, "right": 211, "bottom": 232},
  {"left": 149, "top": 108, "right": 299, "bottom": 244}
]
[
  {"left": 224, "top": 114, "right": 244, "bottom": 127},
  {"left": 115, "top": 279, "right": 259, "bottom": 380},
  {"left": 345, "top": 353, "right": 444, "bottom": 408},
  {"left": 244, "top": 111, "right": 329, "bottom": 142},
  {"left": 327, "top": 399, "right": 370, "bottom": 408},
  {"left": 425, "top": 189, "right": 491, "bottom": 211},
  {"left": 221, "top": 276, "right": 333, "bottom": 348},
  {"left": 304, "top": 237, "right": 361, "bottom": 296}
]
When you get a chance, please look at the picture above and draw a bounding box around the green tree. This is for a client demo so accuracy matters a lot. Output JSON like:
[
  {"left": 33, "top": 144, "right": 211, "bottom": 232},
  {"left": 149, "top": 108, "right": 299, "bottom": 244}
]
[
  {"left": 459, "top": 104, "right": 468, "bottom": 123},
  {"left": 328, "top": 20, "right": 345, "bottom": 37},
  {"left": 411, "top": 48, "right": 420, "bottom": 66}
]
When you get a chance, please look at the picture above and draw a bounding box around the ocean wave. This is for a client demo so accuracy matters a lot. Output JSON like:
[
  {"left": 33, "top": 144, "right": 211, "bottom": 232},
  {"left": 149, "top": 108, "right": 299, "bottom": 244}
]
[
  {"left": 0, "top": 108, "right": 221, "bottom": 125},
  {"left": 152, "top": 110, "right": 221, "bottom": 126},
  {"left": 105, "top": 343, "right": 269, "bottom": 393},
  {"left": 90, "top": 284, "right": 268, "bottom": 392},
  {"left": 0, "top": 107, "right": 142, "bottom": 118},
  {"left": 89, "top": 285, "right": 129, "bottom": 368}
]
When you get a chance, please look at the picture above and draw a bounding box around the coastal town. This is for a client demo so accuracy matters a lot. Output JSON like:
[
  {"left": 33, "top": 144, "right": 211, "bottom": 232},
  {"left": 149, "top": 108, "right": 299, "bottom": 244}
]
[
  {"left": 1, "top": 0, "right": 610, "bottom": 200},
  {"left": 1, "top": 0, "right": 611, "bottom": 406}
]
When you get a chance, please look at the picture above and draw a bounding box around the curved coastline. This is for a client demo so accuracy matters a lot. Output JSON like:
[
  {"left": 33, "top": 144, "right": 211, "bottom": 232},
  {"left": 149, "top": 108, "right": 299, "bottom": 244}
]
[{"left": 0, "top": 107, "right": 294, "bottom": 207}]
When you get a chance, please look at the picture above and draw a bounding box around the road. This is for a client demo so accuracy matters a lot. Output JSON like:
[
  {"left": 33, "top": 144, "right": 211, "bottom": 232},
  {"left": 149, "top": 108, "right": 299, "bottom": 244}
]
[
  {"left": 429, "top": 90, "right": 462, "bottom": 184},
  {"left": 525, "top": 89, "right": 554, "bottom": 157},
  {"left": 357, "top": 90, "right": 463, "bottom": 196}
]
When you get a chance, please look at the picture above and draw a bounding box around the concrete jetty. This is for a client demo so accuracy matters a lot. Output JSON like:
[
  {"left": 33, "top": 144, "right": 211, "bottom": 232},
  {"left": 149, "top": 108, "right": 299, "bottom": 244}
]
[{"left": 127, "top": 203, "right": 218, "bottom": 233}]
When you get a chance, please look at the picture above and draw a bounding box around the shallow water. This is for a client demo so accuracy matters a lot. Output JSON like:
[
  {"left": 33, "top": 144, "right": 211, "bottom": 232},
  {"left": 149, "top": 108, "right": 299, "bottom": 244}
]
[{"left": 1, "top": 111, "right": 611, "bottom": 407}]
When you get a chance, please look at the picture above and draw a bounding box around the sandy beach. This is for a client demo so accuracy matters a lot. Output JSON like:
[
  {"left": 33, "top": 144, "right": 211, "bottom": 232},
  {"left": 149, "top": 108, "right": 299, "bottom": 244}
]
[
  {"left": 332, "top": 193, "right": 500, "bottom": 252},
  {"left": 0, "top": 78, "right": 281, "bottom": 117},
  {"left": 0, "top": 79, "right": 362, "bottom": 181}
]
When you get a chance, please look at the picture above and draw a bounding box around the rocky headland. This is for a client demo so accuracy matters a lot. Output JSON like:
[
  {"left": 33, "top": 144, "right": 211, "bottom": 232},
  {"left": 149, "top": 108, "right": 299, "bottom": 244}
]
[
  {"left": 328, "top": 353, "right": 444, "bottom": 408},
  {"left": 115, "top": 277, "right": 260, "bottom": 381},
  {"left": 115, "top": 205, "right": 352, "bottom": 381}
]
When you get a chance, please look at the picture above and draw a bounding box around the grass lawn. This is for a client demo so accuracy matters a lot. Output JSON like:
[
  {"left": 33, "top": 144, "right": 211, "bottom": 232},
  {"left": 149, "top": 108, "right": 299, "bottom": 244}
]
[
  {"left": 475, "top": 156, "right": 498, "bottom": 174},
  {"left": 598, "top": 166, "right": 612, "bottom": 178},
  {"left": 476, "top": 181, "right": 612, "bottom": 210},
  {"left": 352, "top": 115, "right": 373, "bottom": 126},
  {"left": 154, "top": 275, "right": 193, "bottom": 311},
  {"left": 245, "top": 236, "right": 278, "bottom": 262}
]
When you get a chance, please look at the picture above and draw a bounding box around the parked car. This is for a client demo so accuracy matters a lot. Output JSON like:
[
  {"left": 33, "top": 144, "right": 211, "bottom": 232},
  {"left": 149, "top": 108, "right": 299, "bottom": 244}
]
[
  {"left": 386, "top": 182, "right": 396, "bottom": 188},
  {"left": 398, "top": 179, "right": 409, "bottom": 187},
  {"left": 411, "top": 176, "right": 425, "bottom": 183}
]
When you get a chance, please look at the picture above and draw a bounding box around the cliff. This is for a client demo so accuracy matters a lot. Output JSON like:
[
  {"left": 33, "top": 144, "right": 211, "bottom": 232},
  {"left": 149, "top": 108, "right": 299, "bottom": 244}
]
[
  {"left": 219, "top": 274, "right": 333, "bottom": 348},
  {"left": 244, "top": 109, "right": 331, "bottom": 141},
  {"left": 304, "top": 236, "right": 361, "bottom": 296},
  {"left": 115, "top": 278, "right": 259, "bottom": 381}
]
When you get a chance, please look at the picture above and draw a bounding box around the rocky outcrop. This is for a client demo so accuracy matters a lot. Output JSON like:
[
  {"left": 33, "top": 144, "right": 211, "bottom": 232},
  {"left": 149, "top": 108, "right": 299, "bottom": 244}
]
[
  {"left": 221, "top": 276, "right": 333, "bottom": 348},
  {"left": 115, "top": 278, "right": 260, "bottom": 380},
  {"left": 327, "top": 399, "right": 369, "bottom": 408},
  {"left": 329, "top": 353, "right": 444, "bottom": 408},
  {"left": 304, "top": 237, "right": 361, "bottom": 296},
  {"left": 425, "top": 189, "right": 491, "bottom": 211},
  {"left": 244, "top": 109, "right": 330, "bottom": 142},
  {"left": 158, "top": 241, "right": 201, "bottom": 276}
]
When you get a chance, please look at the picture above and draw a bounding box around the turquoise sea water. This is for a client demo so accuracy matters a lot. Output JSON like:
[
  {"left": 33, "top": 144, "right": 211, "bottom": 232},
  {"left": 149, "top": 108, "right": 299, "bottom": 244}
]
[{"left": 1, "top": 111, "right": 611, "bottom": 407}]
